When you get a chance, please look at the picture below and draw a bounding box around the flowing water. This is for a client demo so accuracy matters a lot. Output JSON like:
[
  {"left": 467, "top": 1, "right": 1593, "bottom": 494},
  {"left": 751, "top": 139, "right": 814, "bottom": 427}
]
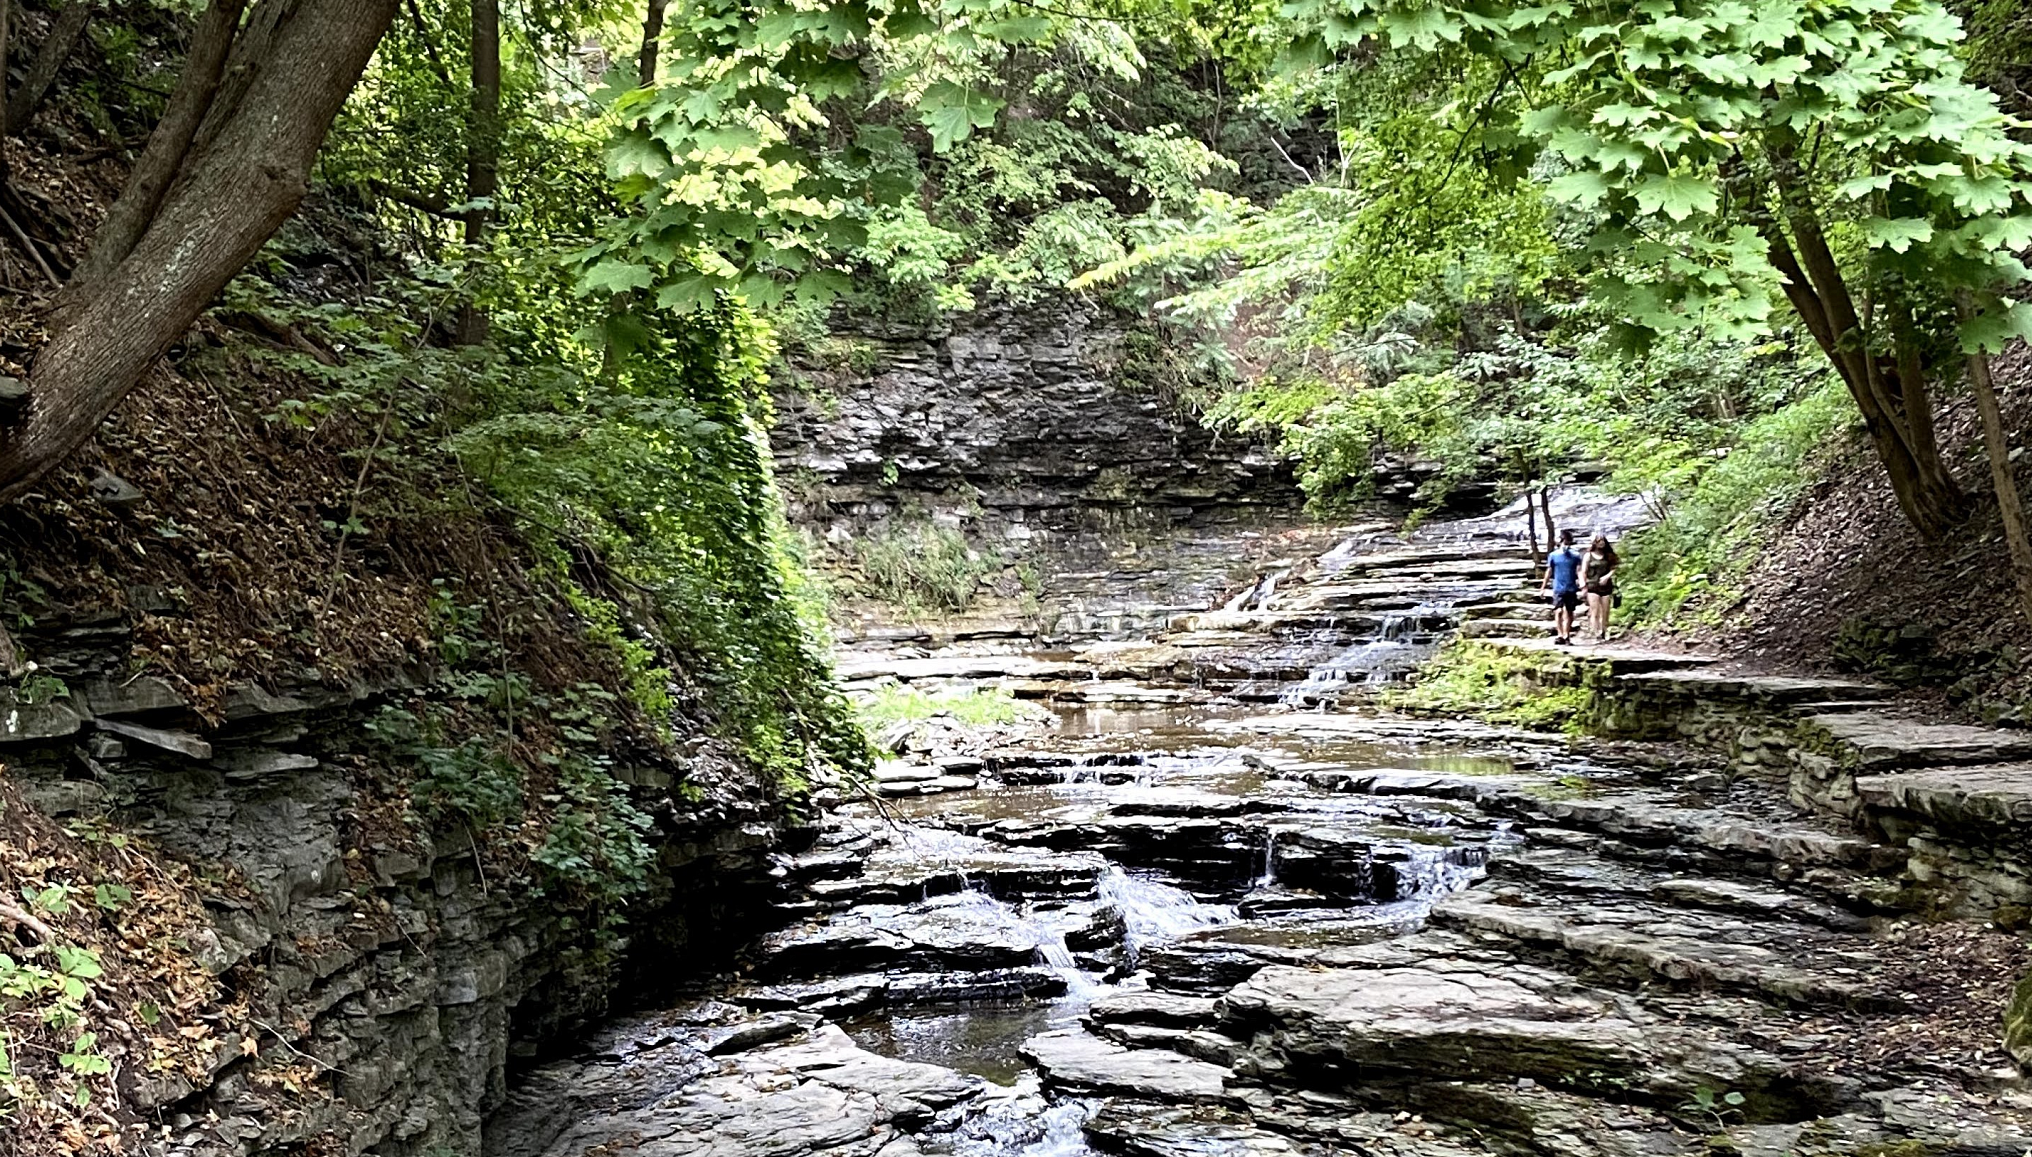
[{"left": 549, "top": 488, "right": 1672, "bottom": 1156}]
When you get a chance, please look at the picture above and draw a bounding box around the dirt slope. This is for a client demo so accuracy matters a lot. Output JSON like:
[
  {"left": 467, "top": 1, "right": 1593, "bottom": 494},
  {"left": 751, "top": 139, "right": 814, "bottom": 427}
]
[{"left": 1681, "top": 344, "right": 2032, "bottom": 717}]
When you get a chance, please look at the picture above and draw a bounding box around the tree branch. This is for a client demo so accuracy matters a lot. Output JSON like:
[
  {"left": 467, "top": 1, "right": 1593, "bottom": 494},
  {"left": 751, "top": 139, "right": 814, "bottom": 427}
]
[
  {"left": 366, "top": 178, "right": 459, "bottom": 219},
  {"left": 6, "top": 0, "right": 94, "bottom": 137},
  {"left": 638, "top": 0, "right": 666, "bottom": 87},
  {"left": 66, "top": 0, "right": 245, "bottom": 299},
  {"left": 2, "top": 0, "right": 399, "bottom": 503},
  {"left": 0, "top": 898, "right": 57, "bottom": 942},
  {"left": 404, "top": 0, "right": 453, "bottom": 88}
]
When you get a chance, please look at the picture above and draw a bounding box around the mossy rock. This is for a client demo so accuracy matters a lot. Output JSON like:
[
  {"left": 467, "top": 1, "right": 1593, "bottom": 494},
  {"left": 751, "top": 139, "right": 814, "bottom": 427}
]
[{"left": 2002, "top": 967, "right": 2032, "bottom": 1067}]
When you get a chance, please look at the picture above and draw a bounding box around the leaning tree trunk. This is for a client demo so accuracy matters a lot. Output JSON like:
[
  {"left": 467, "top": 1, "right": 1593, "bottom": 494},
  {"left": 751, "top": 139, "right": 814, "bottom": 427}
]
[
  {"left": 1760, "top": 142, "right": 1968, "bottom": 539},
  {"left": 1761, "top": 221, "right": 1967, "bottom": 538},
  {"left": 1960, "top": 295, "right": 2032, "bottom": 623},
  {"left": 64, "top": 0, "right": 246, "bottom": 299},
  {"left": 455, "top": 0, "right": 499, "bottom": 346},
  {"left": 6, "top": 0, "right": 94, "bottom": 137},
  {"left": 0, "top": 0, "right": 397, "bottom": 504}
]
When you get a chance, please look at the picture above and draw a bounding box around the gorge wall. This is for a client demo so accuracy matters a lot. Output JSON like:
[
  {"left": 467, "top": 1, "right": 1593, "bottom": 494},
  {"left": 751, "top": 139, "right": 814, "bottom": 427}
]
[
  {"left": 0, "top": 593, "right": 800, "bottom": 1157},
  {"left": 771, "top": 298, "right": 1301, "bottom": 542}
]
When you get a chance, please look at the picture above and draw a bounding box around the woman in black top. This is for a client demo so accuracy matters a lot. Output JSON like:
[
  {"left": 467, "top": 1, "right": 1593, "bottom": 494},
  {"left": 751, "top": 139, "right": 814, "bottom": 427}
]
[{"left": 1583, "top": 536, "right": 1618, "bottom": 643}]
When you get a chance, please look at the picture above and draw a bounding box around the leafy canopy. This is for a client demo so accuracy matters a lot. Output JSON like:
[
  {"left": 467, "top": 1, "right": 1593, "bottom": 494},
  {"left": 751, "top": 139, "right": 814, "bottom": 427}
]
[{"left": 1279, "top": 0, "right": 2032, "bottom": 348}]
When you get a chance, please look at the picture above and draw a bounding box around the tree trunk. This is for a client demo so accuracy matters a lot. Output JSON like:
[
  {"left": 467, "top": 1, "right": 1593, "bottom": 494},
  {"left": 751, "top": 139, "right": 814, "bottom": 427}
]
[
  {"left": 5, "top": 0, "right": 93, "bottom": 137},
  {"left": 455, "top": 0, "right": 498, "bottom": 346},
  {"left": 1524, "top": 479, "right": 1540, "bottom": 563},
  {"left": 638, "top": 1, "right": 666, "bottom": 87},
  {"left": 0, "top": 2, "right": 13, "bottom": 174},
  {"left": 65, "top": 0, "right": 246, "bottom": 300},
  {"left": 0, "top": 0, "right": 397, "bottom": 504},
  {"left": 1759, "top": 216, "right": 1967, "bottom": 539},
  {"left": 1759, "top": 140, "right": 1968, "bottom": 539},
  {"left": 1963, "top": 321, "right": 2032, "bottom": 623},
  {"left": 1537, "top": 485, "right": 1556, "bottom": 554}
]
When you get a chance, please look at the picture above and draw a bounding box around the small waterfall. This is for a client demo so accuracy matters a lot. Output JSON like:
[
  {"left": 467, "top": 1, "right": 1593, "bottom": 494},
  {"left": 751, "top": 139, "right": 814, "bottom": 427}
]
[
  {"left": 1097, "top": 868, "right": 1234, "bottom": 968},
  {"left": 1369, "top": 844, "right": 1490, "bottom": 901},
  {"left": 1279, "top": 606, "right": 1453, "bottom": 705},
  {"left": 1256, "top": 830, "right": 1278, "bottom": 889},
  {"left": 943, "top": 889, "right": 1100, "bottom": 997},
  {"left": 954, "top": 1098, "right": 1097, "bottom": 1157},
  {"left": 1222, "top": 569, "right": 1288, "bottom": 613},
  {"left": 891, "top": 825, "right": 987, "bottom": 891},
  {"left": 1034, "top": 932, "right": 1099, "bottom": 999}
]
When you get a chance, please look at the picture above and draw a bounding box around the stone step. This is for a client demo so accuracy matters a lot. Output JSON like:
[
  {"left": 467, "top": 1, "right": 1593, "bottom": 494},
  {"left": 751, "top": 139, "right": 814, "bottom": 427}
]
[
  {"left": 1487, "top": 846, "right": 1872, "bottom": 931},
  {"left": 1287, "top": 768, "right": 1898, "bottom": 880},
  {"left": 1857, "top": 762, "right": 2032, "bottom": 829},
  {"left": 835, "top": 653, "right": 1082, "bottom": 682},
  {"left": 1319, "top": 544, "right": 1531, "bottom": 572},
  {"left": 1429, "top": 893, "right": 1896, "bottom": 1009},
  {"left": 1459, "top": 596, "right": 1548, "bottom": 620},
  {"left": 1614, "top": 669, "right": 1892, "bottom": 706},
  {"left": 1217, "top": 957, "right": 1824, "bottom": 1115},
  {"left": 1802, "top": 712, "right": 2032, "bottom": 771},
  {"left": 1457, "top": 617, "right": 1552, "bottom": 639},
  {"left": 1329, "top": 556, "right": 1534, "bottom": 581},
  {"left": 1475, "top": 637, "right": 1718, "bottom": 674},
  {"left": 1513, "top": 793, "right": 1896, "bottom": 871}
]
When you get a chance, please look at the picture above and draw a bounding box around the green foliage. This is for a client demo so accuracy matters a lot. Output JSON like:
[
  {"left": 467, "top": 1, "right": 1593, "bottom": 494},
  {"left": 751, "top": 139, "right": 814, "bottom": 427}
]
[
  {"left": 366, "top": 705, "right": 525, "bottom": 830},
  {"left": 1280, "top": 0, "right": 2032, "bottom": 349},
  {"left": 570, "top": 0, "right": 1301, "bottom": 318},
  {"left": 852, "top": 522, "right": 1000, "bottom": 612},
  {"left": 12, "top": 674, "right": 68, "bottom": 707},
  {"left": 531, "top": 752, "right": 657, "bottom": 929},
  {"left": 1384, "top": 639, "right": 1585, "bottom": 730},
  {"left": 0, "top": 941, "right": 112, "bottom": 1112},
  {"left": 855, "top": 684, "right": 1049, "bottom": 737},
  {"left": 1613, "top": 382, "right": 1855, "bottom": 626},
  {"left": 1679, "top": 1085, "right": 1748, "bottom": 1132},
  {"left": 451, "top": 297, "right": 867, "bottom": 784}
]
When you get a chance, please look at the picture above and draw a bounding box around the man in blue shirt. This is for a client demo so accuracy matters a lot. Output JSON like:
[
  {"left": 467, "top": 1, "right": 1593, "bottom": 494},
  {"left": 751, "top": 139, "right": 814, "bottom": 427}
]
[{"left": 1541, "top": 528, "right": 1584, "bottom": 646}]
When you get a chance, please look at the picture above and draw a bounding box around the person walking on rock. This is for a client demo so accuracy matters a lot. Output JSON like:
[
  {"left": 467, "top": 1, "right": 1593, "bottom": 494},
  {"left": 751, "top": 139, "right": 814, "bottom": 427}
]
[
  {"left": 1541, "top": 529, "right": 1584, "bottom": 645},
  {"left": 1583, "top": 534, "right": 1619, "bottom": 643}
]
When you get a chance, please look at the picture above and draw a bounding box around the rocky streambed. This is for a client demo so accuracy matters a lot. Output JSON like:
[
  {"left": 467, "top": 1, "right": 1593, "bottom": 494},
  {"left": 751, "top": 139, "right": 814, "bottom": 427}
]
[{"left": 492, "top": 501, "right": 2032, "bottom": 1157}]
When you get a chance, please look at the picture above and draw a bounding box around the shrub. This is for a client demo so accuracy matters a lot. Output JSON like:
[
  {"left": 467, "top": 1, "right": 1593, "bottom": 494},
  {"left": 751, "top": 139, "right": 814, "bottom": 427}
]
[
  {"left": 1384, "top": 640, "right": 1585, "bottom": 731},
  {"left": 854, "top": 523, "right": 999, "bottom": 612},
  {"left": 1614, "top": 382, "right": 1855, "bottom": 627},
  {"left": 855, "top": 685, "right": 1048, "bottom": 736}
]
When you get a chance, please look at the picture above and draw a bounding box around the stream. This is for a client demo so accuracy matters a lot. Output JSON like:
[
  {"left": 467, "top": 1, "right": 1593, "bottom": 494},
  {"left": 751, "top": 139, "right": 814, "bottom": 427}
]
[{"left": 487, "top": 490, "right": 2032, "bottom": 1157}]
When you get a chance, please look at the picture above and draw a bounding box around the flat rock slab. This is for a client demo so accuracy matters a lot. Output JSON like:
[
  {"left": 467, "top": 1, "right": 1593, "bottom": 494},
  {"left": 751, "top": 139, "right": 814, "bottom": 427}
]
[
  {"left": 757, "top": 894, "right": 1065, "bottom": 977},
  {"left": 1088, "top": 989, "right": 1221, "bottom": 1028},
  {"left": 1856, "top": 763, "right": 2032, "bottom": 829},
  {"left": 1477, "top": 638, "right": 1718, "bottom": 674},
  {"left": 1614, "top": 669, "right": 1889, "bottom": 703},
  {"left": 1430, "top": 895, "right": 1890, "bottom": 1009},
  {"left": 1021, "top": 1028, "right": 1232, "bottom": 1102},
  {"left": 1088, "top": 1099, "right": 1500, "bottom": 1157},
  {"left": 1515, "top": 794, "right": 1884, "bottom": 869},
  {"left": 1010, "top": 680, "right": 1200, "bottom": 704},
  {"left": 1457, "top": 618, "right": 1552, "bottom": 639},
  {"left": 1806, "top": 713, "right": 2032, "bottom": 770},
  {"left": 530, "top": 1024, "right": 982, "bottom": 1157},
  {"left": 1219, "top": 962, "right": 1654, "bottom": 1083},
  {"left": 836, "top": 653, "right": 1084, "bottom": 682}
]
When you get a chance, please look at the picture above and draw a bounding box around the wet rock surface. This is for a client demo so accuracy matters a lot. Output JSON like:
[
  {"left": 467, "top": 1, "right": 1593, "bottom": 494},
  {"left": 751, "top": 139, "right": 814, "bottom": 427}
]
[{"left": 502, "top": 499, "right": 2032, "bottom": 1157}]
